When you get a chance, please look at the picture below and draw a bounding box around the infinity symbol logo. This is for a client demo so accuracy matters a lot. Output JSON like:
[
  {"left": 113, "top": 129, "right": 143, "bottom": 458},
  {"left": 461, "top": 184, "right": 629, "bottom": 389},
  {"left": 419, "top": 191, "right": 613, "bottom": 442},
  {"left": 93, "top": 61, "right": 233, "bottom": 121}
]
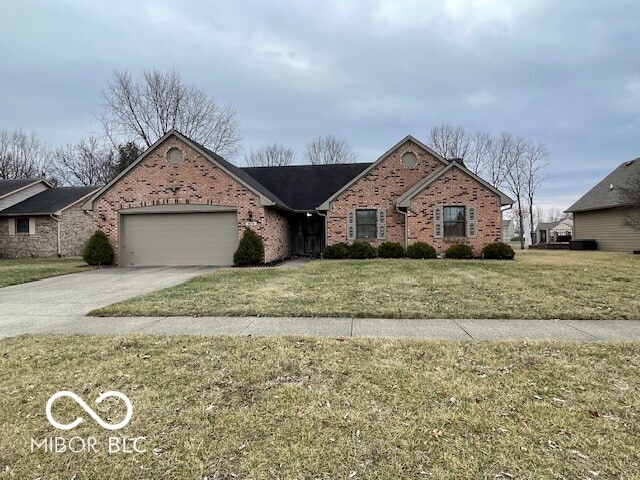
[{"left": 45, "top": 391, "right": 133, "bottom": 431}]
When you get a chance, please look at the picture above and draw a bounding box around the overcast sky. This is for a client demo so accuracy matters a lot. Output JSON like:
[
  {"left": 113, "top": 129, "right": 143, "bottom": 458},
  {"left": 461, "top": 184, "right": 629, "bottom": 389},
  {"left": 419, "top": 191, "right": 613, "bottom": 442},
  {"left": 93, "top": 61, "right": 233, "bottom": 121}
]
[{"left": 2, "top": 0, "right": 639, "bottom": 210}]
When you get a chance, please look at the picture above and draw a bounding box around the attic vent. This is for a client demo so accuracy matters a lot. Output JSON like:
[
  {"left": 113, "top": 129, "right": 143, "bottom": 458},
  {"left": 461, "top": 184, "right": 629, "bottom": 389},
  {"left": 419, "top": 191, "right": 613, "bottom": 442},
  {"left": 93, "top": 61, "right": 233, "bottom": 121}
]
[
  {"left": 401, "top": 152, "right": 417, "bottom": 168},
  {"left": 609, "top": 183, "right": 614, "bottom": 190},
  {"left": 626, "top": 160, "right": 635, "bottom": 166},
  {"left": 167, "top": 147, "right": 183, "bottom": 165}
]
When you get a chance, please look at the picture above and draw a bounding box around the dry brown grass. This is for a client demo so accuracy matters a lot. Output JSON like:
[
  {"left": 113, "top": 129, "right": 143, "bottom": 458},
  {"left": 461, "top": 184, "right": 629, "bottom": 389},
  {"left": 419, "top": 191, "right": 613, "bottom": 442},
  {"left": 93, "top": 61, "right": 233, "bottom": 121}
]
[
  {"left": 0, "top": 258, "right": 90, "bottom": 288},
  {"left": 0, "top": 335, "right": 639, "bottom": 479},
  {"left": 92, "top": 250, "right": 640, "bottom": 319}
]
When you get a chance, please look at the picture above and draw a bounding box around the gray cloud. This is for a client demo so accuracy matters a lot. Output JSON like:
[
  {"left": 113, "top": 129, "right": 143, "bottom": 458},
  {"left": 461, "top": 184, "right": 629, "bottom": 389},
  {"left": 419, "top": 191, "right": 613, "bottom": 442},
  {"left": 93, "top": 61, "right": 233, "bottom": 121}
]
[{"left": 1, "top": 0, "right": 639, "bottom": 209}]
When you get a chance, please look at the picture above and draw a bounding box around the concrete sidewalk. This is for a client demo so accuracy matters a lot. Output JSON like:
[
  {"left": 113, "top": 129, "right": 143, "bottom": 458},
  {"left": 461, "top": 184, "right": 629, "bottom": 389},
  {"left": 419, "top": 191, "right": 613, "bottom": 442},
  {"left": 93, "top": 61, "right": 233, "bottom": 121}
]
[{"left": 3, "top": 315, "right": 640, "bottom": 341}]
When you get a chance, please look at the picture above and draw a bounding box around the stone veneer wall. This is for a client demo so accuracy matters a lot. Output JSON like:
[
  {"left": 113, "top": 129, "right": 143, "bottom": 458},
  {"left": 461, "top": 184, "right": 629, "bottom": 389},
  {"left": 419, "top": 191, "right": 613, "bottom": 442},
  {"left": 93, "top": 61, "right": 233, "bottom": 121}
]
[
  {"left": 407, "top": 168, "right": 502, "bottom": 256},
  {"left": 93, "top": 136, "right": 290, "bottom": 264},
  {"left": 326, "top": 140, "right": 444, "bottom": 247},
  {"left": 0, "top": 217, "right": 57, "bottom": 258},
  {"left": 60, "top": 204, "right": 96, "bottom": 257}
]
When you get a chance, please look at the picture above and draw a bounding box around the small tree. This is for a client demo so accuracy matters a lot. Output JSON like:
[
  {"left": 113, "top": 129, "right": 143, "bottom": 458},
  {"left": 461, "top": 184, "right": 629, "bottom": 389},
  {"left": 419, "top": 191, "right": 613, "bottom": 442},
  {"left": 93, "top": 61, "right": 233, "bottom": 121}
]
[
  {"left": 233, "top": 228, "right": 265, "bottom": 266},
  {"left": 83, "top": 230, "right": 114, "bottom": 266}
]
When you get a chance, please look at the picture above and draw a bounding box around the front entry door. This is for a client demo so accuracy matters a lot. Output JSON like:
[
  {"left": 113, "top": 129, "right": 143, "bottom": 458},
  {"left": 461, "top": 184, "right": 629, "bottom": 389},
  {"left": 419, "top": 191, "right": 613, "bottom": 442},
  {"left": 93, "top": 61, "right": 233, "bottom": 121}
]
[{"left": 297, "top": 215, "right": 322, "bottom": 255}]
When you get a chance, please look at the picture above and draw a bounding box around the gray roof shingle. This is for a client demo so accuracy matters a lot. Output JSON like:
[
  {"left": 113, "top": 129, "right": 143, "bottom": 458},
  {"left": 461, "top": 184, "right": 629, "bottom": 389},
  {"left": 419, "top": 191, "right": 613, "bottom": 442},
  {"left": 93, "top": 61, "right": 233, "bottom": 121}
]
[
  {"left": 242, "top": 163, "right": 372, "bottom": 211},
  {"left": 0, "top": 186, "right": 98, "bottom": 216},
  {"left": 0, "top": 178, "right": 42, "bottom": 198},
  {"left": 566, "top": 158, "right": 640, "bottom": 212}
]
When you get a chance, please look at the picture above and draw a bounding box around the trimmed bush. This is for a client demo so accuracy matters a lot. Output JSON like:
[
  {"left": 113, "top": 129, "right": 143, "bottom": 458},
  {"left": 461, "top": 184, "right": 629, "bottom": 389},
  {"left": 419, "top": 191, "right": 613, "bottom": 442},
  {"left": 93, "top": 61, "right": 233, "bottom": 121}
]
[
  {"left": 406, "top": 242, "right": 437, "bottom": 259},
  {"left": 322, "top": 242, "right": 350, "bottom": 259},
  {"left": 83, "top": 230, "right": 114, "bottom": 266},
  {"left": 348, "top": 241, "right": 377, "bottom": 259},
  {"left": 377, "top": 241, "right": 405, "bottom": 258},
  {"left": 445, "top": 243, "right": 473, "bottom": 259},
  {"left": 233, "top": 228, "right": 264, "bottom": 266},
  {"left": 482, "top": 241, "right": 516, "bottom": 260}
]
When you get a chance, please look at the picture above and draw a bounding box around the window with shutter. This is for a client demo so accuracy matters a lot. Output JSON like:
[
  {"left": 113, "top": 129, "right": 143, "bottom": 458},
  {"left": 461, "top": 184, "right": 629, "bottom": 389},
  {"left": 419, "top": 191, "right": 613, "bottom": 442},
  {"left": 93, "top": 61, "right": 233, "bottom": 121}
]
[
  {"left": 347, "top": 210, "right": 356, "bottom": 241},
  {"left": 444, "top": 206, "right": 465, "bottom": 237},
  {"left": 433, "top": 205, "right": 443, "bottom": 238},
  {"left": 355, "top": 209, "right": 377, "bottom": 239},
  {"left": 376, "top": 209, "right": 387, "bottom": 240}
]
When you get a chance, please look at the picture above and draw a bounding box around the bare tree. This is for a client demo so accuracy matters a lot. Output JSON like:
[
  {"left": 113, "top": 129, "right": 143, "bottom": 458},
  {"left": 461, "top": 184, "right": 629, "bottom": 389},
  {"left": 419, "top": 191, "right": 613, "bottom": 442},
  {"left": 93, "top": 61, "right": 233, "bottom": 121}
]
[
  {"left": 427, "top": 123, "right": 471, "bottom": 160},
  {"left": 244, "top": 144, "right": 295, "bottom": 167},
  {"left": 100, "top": 68, "right": 242, "bottom": 158},
  {"left": 466, "top": 131, "right": 493, "bottom": 177},
  {"left": 305, "top": 135, "right": 357, "bottom": 165},
  {"left": 523, "top": 141, "right": 550, "bottom": 244},
  {"left": 51, "top": 137, "right": 115, "bottom": 186},
  {"left": 501, "top": 133, "right": 530, "bottom": 250},
  {"left": 0, "top": 129, "right": 48, "bottom": 179}
]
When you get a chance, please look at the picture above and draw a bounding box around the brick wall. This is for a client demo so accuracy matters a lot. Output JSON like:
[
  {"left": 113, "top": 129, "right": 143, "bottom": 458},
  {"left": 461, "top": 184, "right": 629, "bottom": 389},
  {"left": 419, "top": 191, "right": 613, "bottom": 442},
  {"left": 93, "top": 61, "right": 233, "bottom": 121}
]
[
  {"left": 407, "top": 168, "right": 502, "bottom": 256},
  {"left": 93, "top": 135, "right": 290, "bottom": 264},
  {"left": 327, "top": 140, "right": 444, "bottom": 246}
]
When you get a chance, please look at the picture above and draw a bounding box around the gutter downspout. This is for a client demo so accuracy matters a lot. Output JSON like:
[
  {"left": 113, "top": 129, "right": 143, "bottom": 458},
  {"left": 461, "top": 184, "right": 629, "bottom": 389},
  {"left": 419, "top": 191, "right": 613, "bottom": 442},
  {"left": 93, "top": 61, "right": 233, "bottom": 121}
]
[
  {"left": 49, "top": 214, "right": 61, "bottom": 257},
  {"left": 395, "top": 205, "right": 409, "bottom": 249}
]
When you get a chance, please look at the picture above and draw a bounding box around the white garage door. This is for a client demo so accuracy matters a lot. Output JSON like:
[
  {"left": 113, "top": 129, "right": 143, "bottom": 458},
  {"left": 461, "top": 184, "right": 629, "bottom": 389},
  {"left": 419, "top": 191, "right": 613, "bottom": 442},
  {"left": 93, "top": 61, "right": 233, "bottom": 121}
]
[{"left": 120, "top": 212, "right": 238, "bottom": 266}]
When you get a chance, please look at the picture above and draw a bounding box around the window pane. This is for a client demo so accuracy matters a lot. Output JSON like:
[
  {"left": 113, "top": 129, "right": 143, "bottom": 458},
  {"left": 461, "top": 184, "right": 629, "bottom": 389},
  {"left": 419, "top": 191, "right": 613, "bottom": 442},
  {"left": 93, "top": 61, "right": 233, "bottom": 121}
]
[
  {"left": 16, "top": 218, "right": 29, "bottom": 234},
  {"left": 356, "top": 209, "right": 377, "bottom": 239},
  {"left": 443, "top": 207, "right": 465, "bottom": 237}
]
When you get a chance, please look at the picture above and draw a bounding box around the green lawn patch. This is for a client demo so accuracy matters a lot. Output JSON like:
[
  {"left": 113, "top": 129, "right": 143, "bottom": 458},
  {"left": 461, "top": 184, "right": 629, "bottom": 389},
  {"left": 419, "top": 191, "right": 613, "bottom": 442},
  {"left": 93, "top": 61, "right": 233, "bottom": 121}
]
[
  {"left": 0, "top": 258, "right": 91, "bottom": 288},
  {"left": 1, "top": 335, "right": 638, "bottom": 479},
  {"left": 91, "top": 250, "right": 640, "bottom": 319}
]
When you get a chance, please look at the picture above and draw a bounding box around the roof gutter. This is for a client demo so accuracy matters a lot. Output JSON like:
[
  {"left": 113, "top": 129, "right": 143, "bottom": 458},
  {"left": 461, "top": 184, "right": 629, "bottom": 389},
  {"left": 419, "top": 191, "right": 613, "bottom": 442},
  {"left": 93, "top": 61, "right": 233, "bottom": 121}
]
[{"left": 49, "top": 214, "right": 61, "bottom": 257}]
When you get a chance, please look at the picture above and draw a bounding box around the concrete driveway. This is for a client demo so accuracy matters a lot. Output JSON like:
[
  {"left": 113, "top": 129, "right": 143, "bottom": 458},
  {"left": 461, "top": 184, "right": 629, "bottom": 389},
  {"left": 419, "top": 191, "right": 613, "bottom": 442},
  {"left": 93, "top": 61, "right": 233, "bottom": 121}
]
[{"left": 0, "top": 267, "right": 215, "bottom": 338}]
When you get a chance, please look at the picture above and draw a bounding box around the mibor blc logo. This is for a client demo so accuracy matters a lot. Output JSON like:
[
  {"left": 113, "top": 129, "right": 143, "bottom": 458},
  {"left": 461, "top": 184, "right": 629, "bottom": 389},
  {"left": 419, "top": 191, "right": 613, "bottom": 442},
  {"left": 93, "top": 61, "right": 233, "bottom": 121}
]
[{"left": 31, "top": 390, "right": 146, "bottom": 454}]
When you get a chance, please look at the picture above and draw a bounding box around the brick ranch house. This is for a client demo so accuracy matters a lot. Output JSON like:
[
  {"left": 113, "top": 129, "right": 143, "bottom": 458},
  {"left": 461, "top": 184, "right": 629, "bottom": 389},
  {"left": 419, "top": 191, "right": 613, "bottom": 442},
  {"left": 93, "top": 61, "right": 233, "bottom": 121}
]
[
  {"left": 0, "top": 179, "right": 97, "bottom": 258},
  {"left": 82, "top": 130, "right": 513, "bottom": 266}
]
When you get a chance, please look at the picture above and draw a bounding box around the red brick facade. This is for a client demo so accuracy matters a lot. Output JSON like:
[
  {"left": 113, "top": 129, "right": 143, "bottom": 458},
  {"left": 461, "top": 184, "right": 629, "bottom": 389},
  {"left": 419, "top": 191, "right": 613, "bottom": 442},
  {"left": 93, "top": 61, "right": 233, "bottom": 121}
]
[
  {"left": 325, "top": 139, "right": 505, "bottom": 256},
  {"left": 93, "top": 135, "right": 290, "bottom": 264},
  {"left": 326, "top": 140, "right": 444, "bottom": 247},
  {"left": 407, "top": 168, "right": 502, "bottom": 255}
]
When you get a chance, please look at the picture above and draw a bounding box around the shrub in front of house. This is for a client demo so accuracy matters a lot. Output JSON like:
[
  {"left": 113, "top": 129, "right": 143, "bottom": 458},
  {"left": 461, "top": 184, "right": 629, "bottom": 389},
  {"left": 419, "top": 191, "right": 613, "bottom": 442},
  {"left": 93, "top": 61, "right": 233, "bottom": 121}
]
[
  {"left": 377, "top": 241, "right": 405, "bottom": 258},
  {"left": 445, "top": 243, "right": 473, "bottom": 259},
  {"left": 348, "top": 241, "right": 378, "bottom": 259},
  {"left": 233, "top": 228, "right": 265, "bottom": 266},
  {"left": 83, "top": 230, "right": 114, "bottom": 266},
  {"left": 406, "top": 242, "right": 437, "bottom": 259},
  {"left": 482, "top": 241, "right": 516, "bottom": 260},
  {"left": 322, "top": 242, "right": 350, "bottom": 259}
]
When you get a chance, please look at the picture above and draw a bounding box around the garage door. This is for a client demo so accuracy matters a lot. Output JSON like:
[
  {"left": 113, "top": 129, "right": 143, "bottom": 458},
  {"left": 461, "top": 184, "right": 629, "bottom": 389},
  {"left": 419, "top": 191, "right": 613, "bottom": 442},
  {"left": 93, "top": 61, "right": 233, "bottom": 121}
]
[{"left": 120, "top": 212, "right": 238, "bottom": 266}]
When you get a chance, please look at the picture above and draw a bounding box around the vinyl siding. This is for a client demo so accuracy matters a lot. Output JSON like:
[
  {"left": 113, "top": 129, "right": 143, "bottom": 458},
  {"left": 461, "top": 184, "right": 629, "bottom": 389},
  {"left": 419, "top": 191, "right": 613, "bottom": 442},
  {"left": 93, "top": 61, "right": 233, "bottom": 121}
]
[{"left": 573, "top": 207, "right": 640, "bottom": 252}]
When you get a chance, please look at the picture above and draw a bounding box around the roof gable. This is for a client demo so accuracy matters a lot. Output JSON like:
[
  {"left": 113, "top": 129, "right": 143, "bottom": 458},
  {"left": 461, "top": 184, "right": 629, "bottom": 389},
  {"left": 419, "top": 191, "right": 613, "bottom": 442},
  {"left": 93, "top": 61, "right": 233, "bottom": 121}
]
[
  {"left": 317, "top": 135, "right": 448, "bottom": 210},
  {"left": 396, "top": 162, "right": 514, "bottom": 207},
  {"left": 0, "top": 178, "right": 49, "bottom": 199},
  {"left": 0, "top": 186, "right": 98, "bottom": 216},
  {"left": 566, "top": 158, "right": 640, "bottom": 212},
  {"left": 82, "top": 130, "right": 288, "bottom": 211}
]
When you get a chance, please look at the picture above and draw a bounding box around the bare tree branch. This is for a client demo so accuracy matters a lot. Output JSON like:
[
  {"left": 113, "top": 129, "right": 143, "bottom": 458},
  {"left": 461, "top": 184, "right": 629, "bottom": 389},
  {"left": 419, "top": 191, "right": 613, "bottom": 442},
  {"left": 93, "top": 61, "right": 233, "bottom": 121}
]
[
  {"left": 619, "top": 169, "right": 640, "bottom": 230},
  {"left": 0, "top": 129, "right": 49, "bottom": 180},
  {"left": 99, "top": 67, "right": 242, "bottom": 158},
  {"left": 305, "top": 135, "right": 356, "bottom": 165},
  {"left": 244, "top": 144, "right": 295, "bottom": 167},
  {"left": 51, "top": 137, "right": 115, "bottom": 186}
]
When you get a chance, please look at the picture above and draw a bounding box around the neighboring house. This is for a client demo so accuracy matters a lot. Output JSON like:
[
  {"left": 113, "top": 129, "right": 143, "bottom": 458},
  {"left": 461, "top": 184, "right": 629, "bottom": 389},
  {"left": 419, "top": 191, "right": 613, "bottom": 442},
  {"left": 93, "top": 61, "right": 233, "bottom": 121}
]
[
  {"left": 535, "top": 218, "right": 573, "bottom": 244},
  {"left": 566, "top": 158, "right": 640, "bottom": 252},
  {"left": 502, "top": 218, "right": 515, "bottom": 242},
  {"left": 82, "top": 130, "right": 513, "bottom": 266},
  {"left": 0, "top": 182, "right": 98, "bottom": 258}
]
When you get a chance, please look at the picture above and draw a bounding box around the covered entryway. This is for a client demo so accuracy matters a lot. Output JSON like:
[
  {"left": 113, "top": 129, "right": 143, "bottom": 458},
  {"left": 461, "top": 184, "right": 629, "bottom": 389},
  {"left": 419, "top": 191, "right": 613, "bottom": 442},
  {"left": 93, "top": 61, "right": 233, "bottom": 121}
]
[{"left": 119, "top": 207, "right": 238, "bottom": 266}]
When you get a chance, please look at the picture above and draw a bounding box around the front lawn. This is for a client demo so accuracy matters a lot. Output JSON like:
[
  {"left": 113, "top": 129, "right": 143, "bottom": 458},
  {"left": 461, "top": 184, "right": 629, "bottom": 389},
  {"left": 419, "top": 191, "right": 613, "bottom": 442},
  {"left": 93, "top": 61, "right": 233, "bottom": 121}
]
[
  {"left": 0, "top": 258, "right": 91, "bottom": 288},
  {"left": 1, "top": 335, "right": 639, "bottom": 479},
  {"left": 91, "top": 250, "right": 640, "bottom": 319}
]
